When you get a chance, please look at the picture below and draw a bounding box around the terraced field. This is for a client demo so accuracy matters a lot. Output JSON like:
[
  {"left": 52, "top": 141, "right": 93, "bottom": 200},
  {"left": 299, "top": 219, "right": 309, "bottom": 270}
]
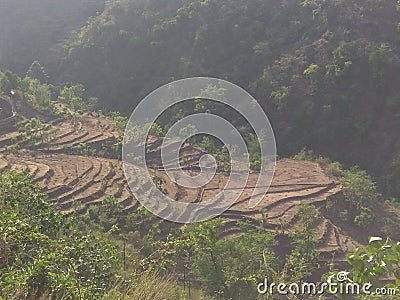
[
  {"left": 148, "top": 158, "right": 359, "bottom": 260},
  {"left": 5, "top": 154, "right": 137, "bottom": 214},
  {"left": 0, "top": 105, "right": 382, "bottom": 264},
  {"left": 43, "top": 115, "right": 118, "bottom": 153}
]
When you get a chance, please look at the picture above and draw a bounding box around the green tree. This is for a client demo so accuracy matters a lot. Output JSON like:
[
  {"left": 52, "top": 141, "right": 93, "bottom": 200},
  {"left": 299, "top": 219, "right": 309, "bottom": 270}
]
[
  {"left": 20, "top": 76, "right": 52, "bottom": 112},
  {"left": 147, "top": 219, "right": 278, "bottom": 300},
  {"left": 26, "top": 60, "right": 49, "bottom": 83},
  {"left": 0, "top": 172, "right": 119, "bottom": 299},
  {"left": 102, "top": 195, "right": 123, "bottom": 218},
  {"left": 342, "top": 167, "right": 378, "bottom": 208},
  {"left": 149, "top": 122, "right": 164, "bottom": 137},
  {"left": 303, "top": 63, "right": 319, "bottom": 92},
  {"left": 354, "top": 206, "right": 375, "bottom": 228},
  {"left": 3, "top": 70, "right": 19, "bottom": 91},
  {"left": 369, "top": 44, "right": 389, "bottom": 89},
  {"left": 271, "top": 86, "right": 291, "bottom": 110},
  {"left": 58, "top": 84, "right": 87, "bottom": 110},
  {"left": 108, "top": 111, "right": 128, "bottom": 132},
  {"left": 285, "top": 204, "right": 322, "bottom": 281},
  {"left": 341, "top": 166, "right": 378, "bottom": 228}
]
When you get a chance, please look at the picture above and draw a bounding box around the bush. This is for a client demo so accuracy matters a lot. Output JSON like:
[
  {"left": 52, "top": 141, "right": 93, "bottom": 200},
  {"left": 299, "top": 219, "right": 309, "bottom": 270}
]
[
  {"left": 354, "top": 206, "right": 375, "bottom": 228},
  {"left": 249, "top": 152, "right": 261, "bottom": 171},
  {"left": 325, "top": 161, "right": 343, "bottom": 177},
  {"left": 341, "top": 166, "right": 379, "bottom": 208},
  {"left": 293, "top": 148, "right": 315, "bottom": 161},
  {"left": 0, "top": 172, "right": 119, "bottom": 299},
  {"left": 339, "top": 209, "right": 349, "bottom": 222}
]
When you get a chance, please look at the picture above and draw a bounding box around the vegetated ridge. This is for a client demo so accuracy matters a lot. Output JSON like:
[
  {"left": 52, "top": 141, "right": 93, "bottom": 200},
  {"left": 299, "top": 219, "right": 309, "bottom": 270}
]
[{"left": 0, "top": 86, "right": 398, "bottom": 274}]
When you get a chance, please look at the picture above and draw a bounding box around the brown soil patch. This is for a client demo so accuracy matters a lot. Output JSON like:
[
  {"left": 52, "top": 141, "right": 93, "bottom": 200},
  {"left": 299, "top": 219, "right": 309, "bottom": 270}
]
[{"left": 0, "top": 111, "right": 398, "bottom": 266}]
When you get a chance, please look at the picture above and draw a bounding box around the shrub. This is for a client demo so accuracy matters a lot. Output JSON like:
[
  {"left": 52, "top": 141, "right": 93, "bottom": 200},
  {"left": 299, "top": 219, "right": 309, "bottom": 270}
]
[
  {"left": 0, "top": 172, "right": 119, "bottom": 299},
  {"left": 339, "top": 209, "right": 349, "bottom": 222},
  {"left": 325, "top": 161, "right": 343, "bottom": 177},
  {"left": 341, "top": 166, "right": 379, "bottom": 208},
  {"left": 293, "top": 148, "right": 315, "bottom": 161},
  {"left": 354, "top": 206, "right": 375, "bottom": 228}
]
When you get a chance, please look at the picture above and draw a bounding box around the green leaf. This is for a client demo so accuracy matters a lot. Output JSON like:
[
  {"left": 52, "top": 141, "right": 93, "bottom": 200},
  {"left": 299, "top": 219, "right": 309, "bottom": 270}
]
[{"left": 369, "top": 236, "right": 383, "bottom": 244}]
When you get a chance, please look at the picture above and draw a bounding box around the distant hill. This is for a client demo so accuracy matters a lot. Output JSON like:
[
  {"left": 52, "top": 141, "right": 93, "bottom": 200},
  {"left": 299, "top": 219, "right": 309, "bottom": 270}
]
[{"left": 0, "top": 0, "right": 105, "bottom": 75}]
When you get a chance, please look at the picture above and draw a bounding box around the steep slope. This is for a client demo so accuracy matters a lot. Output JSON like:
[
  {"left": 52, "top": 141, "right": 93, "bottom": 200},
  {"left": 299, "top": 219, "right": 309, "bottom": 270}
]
[
  {"left": 47, "top": 0, "right": 400, "bottom": 202},
  {"left": 0, "top": 95, "right": 399, "bottom": 267}
]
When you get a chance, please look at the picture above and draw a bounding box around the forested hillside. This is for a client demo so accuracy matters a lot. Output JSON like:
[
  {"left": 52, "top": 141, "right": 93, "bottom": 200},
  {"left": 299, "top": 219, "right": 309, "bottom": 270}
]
[
  {"left": 2, "top": 1, "right": 400, "bottom": 298},
  {"left": 0, "top": 0, "right": 105, "bottom": 75},
  {"left": 40, "top": 0, "right": 400, "bottom": 201},
  {"left": 1, "top": 65, "right": 399, "bottom": 299}
]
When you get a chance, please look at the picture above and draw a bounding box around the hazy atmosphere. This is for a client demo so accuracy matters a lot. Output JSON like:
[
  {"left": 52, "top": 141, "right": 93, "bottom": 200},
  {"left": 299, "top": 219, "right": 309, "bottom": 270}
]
[{"left": 0, "top": 0, "right": 400, "bottom": 299}]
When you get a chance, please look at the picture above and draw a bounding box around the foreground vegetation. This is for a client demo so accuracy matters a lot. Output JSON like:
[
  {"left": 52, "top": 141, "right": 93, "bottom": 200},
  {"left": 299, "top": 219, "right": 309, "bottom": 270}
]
[
  {"left": 0, "top": 170, "right": 399, "bottom": 299},
  {"left": 1, "top": 1, "right": 400, "bottom": 298},
  {"left": 0, "top": 171, "right": 118, "bottom": 299}
]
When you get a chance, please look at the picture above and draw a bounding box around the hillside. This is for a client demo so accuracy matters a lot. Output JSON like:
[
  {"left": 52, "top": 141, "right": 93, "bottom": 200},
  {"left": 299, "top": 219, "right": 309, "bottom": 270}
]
[
  {"left": 0, "top": 71, "right": 400, "bottom": 297},
  {"left": 39, "top": 0, "right": 400, "bottom": 204},
  {"left": 2, "top": 1, "right": 400, "bottom": 297},
  {"left": 0, "top": 0, "right": 105, "bottom": 75},
  {"left": 0, "top": 84, "right": 398, "bottom": 273}
]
